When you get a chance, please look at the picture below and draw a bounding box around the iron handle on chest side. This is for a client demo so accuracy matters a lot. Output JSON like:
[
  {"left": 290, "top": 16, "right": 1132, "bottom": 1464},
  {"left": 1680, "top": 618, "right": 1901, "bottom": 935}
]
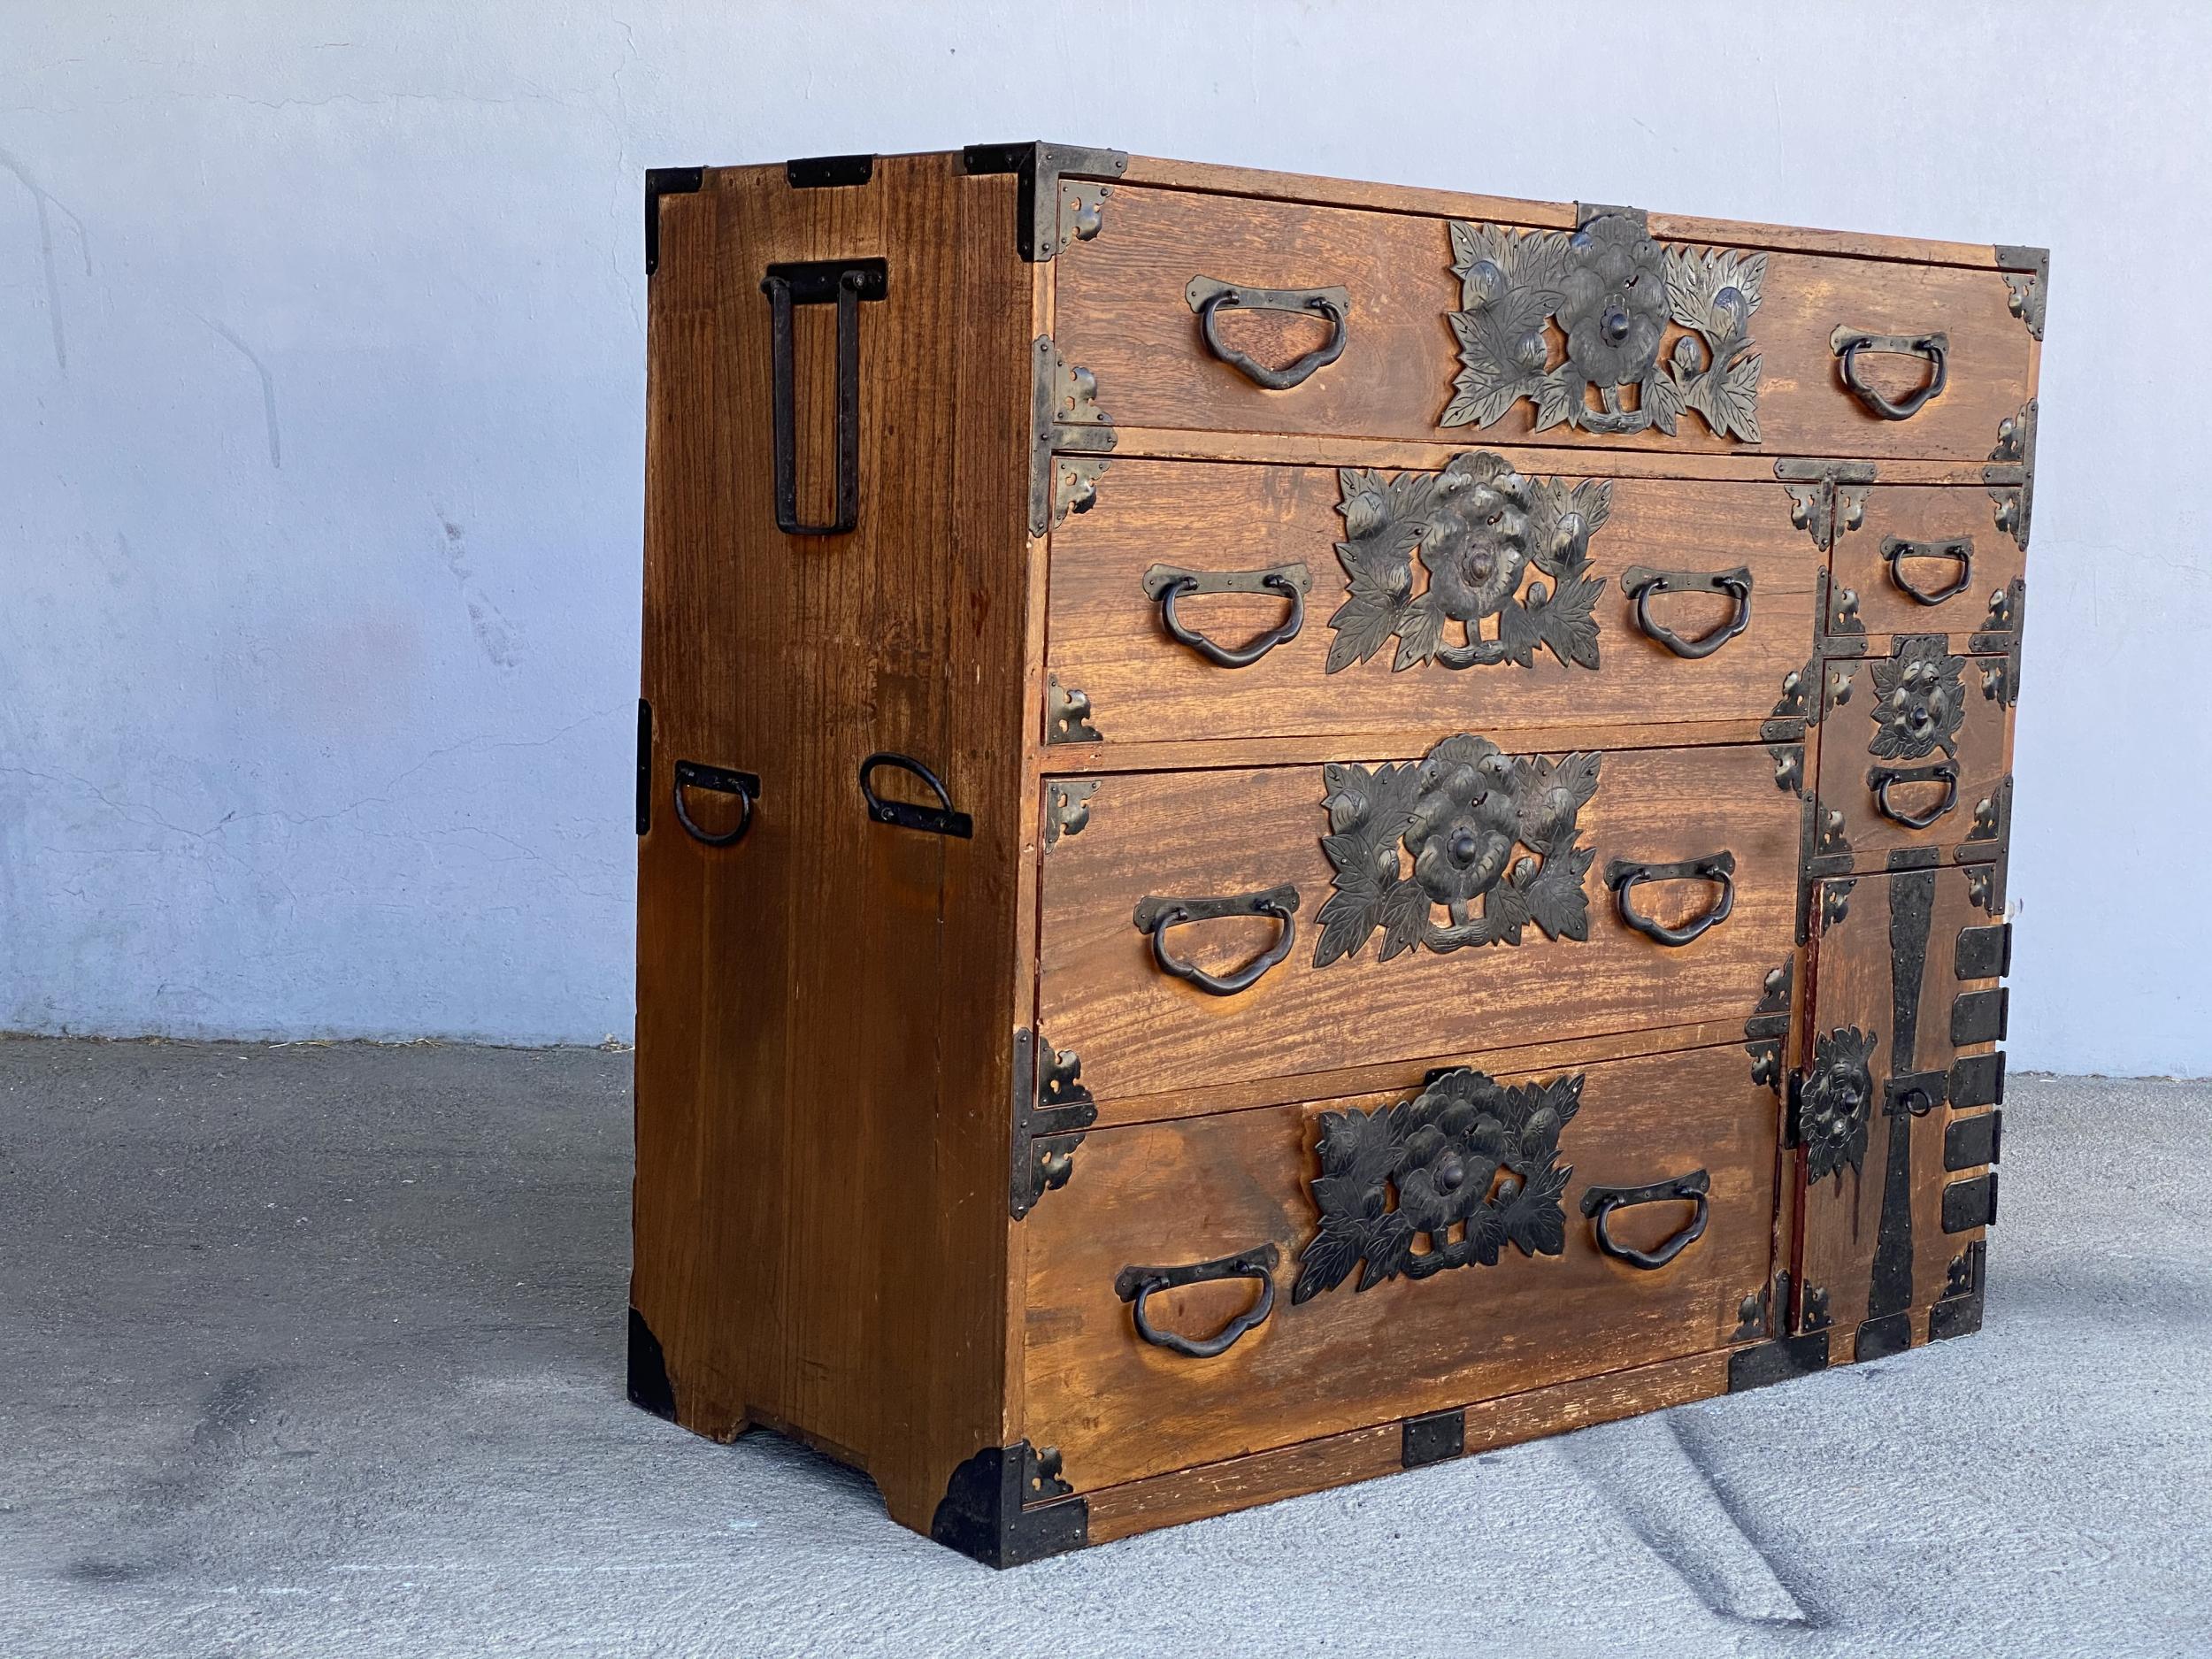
[
  {"left": 760, "top": 258, "right": 887, "bottom": 536},
  {"left": 671, "top": 760, "right": 760, "bottom": 848},
  {"left": 859, "top": 752, "right": 972, "bottom": 838}
]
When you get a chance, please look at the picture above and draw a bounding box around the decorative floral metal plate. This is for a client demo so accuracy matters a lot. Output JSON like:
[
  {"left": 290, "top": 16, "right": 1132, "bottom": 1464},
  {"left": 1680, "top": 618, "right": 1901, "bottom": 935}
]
[
  {"left": 1440, "top": 215, "right": 1766, "bottom": 441},
  {"left": 1799, "top": 1025, "right": 1878, "bottom": 1186},
  {"left": 1293, "top": 1066, "right": 1582, "bottom": 1302},
  {"left": 1869, "top": 635, "right": 1967, "bottom": 760},
  {"left": 1326, "top": 454, "right": 1610, "bottom": 674},
  {"left": 1314, "top": 733, "right": 1598, "bottom": 966}
]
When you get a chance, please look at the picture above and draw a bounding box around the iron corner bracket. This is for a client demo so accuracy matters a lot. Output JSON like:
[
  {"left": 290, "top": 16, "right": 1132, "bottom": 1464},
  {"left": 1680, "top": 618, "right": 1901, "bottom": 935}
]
[
  {"left": 930, "top": 1441, "right": 1087, "bottom": 1568},
  {"left": 1726, "top": 1328, "right": 1831, "bottom": 1393},
  {"left": 1993, "top": 243, "right": 2048, "bottom": 341},
  {"left": 1403, "top": 1408, "right": 1466, "bottom": 1468},
  {"left": 1010, "top": 1028, "right": 1098, "bottom": 1218},
  {"left": 963, "top": 142, "right": 1130, "bottom": 261},
  {"left": 644, "top": 166, "right": 706, "bottom": 278},
  {"left": 626, "top": 1305, "right": 678, "bottom": 1421}
]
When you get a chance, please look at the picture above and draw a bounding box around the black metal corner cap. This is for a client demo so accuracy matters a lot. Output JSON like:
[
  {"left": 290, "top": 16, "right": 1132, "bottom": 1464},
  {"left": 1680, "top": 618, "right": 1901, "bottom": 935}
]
[
  {"left": 644, "top": 165, "right": 706, "bottom": 277},
  {"left": 930, "top": 1442, "right": 1087, "bottom": 1569},
  {"left": 961, "top": 142, "right": 1129, "bottom": 261},
  {"left": 626, "top": 1305, "right": 678, "bottom": 1420}
]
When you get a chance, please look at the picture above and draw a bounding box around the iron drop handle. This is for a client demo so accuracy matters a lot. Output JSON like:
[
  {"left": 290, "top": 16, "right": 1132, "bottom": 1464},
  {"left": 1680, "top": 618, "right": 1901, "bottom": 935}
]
[
  {"left": 1605, "top": 852, "right": 1736, "bottom": 947},
  {"left": 1619, "top": 565, "right": 1755, "bottom": 660},
  {"left": 672, "top": 759, "right": 760, "bottom": 848},
  {"left": 1832, "top": 326, "right": 1949, "bottom": 421},
  {"left": 1869, "top": 762, "right": 1959, "bottom": 830},
  {"left": 1114, "top": 1243, "right": 1279, "bottom": 1359},
  {"left": 1187, "top": 276, "right": 1350, "bottom": 391},
  {"left": 762, "top": 258, "right": 887, "bottom": 536},
  {"left": 859, "top": 752, "right": 972, "bottom": 838},
  {"left": 1141, "top": 561, "right": 1313, "bottom": 668},
  {"left": 1581, "top": 1170, "right": 1710, "bottom": 1270},
  {"left": 1132, "top": 884, "right": 1300, "bottom": 996},
  {"left": 1882, "top": 535, "right": 1976, "bottom": 605}
]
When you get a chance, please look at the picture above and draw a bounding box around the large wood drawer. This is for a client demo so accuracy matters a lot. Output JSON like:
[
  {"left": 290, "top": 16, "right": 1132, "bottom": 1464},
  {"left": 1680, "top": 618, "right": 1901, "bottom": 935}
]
[
  {"left": 1054, "top": 183, "right": 2032, "bottom": 463},
  {"left": 1039, "top": 740, "right": 1798, "bottom": 1106},
  {"left": 1024, "top": 1042, "right": 1777, "bottom": 1494},
  {"left": 1047, "top": 461, "right": 1816, "bottom": 749}
]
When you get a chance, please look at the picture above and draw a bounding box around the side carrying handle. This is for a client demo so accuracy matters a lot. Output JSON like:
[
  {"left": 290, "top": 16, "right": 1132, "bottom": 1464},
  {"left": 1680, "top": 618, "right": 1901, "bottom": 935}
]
[
  {"left": 1869, "top": 762, "right": 1959, "bottom": 830},
  {"left": 1605, "top": 852, "right": 1736, "bottom": 947},
  {"left": 1187, "top": 276, "right": 1350, "bottom": 391},
  {"left": 1141, "top": 561, "right": 1313, "bottom": 668},
  {"left": 1133, "top": 884, "right": 1300, "bottom": 996},
  {"left": 859, "top": 752, "right": 972, "bottom": 838},
  {"left": 672, "top": 760, "right": 759, "bottom": 848},
  {"left": 1882, "top": 535, "right": 1976, "bottom": 605},
  {"left": 1581, "top": 1171, "right": 1710, "bottom": 1270},
  {"left": 762, "top": 258, "right": 888, "bottom": 536},
  {"left": 1619, "top": 565, "right": 1755, "bottom": 660},
  {"left": 1114, "top": 1244, "right": 1279, "bottom": 1359},
  {"left": 1832, "top": 326, "right": 1949, "bottom": 421}
]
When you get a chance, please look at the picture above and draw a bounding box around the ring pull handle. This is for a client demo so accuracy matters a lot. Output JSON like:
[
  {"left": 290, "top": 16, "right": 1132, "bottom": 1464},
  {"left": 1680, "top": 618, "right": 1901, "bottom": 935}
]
[
  {"left": 672, "top": 760, "right": 760, "bottom": 848},
  {"left": 1882, "top": 535, "right": 1976, "bottom": 606},
  {"left": 1605, "top": 852, "right": 1735, "bottom": 948},
  {"left": 1832, "top": 326, "right": 1949, "bottom": 421},
  {"left": 1114, "top": 1243, "right": 1279, "bottom": 1359},
  {"left": 1580, "top": 1171, "right": 1710, "bottom": 1270},
  {"left": 859, "top": 752, "right": 973, "bottom": 838},
  {"left": 1132, "top": 884, "right": 1301, "bottom": 996},
  {"left": 1869, "top": 762, "right": 1959, "bottom": 830},
  {"left": 1141, "top": 562, "right": 1313, "bottom": 668},
  {"left": 1619, "top": 565, "right": 1755, "bottom": 660},
  {"left": 762, "top": 259, "right": 887, "bottom": 536},
  {"left": 1186, "top": 276, "right": 1350, "bottom": 391}
]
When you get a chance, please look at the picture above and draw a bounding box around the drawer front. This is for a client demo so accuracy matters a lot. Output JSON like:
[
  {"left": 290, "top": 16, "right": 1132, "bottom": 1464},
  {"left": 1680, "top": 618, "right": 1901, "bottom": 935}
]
[
  {"left": 1814, "top": 635, "right": 2012, "bottom": 869},
  {"left": 1048, "top": 461, "right": 1816, "bottom": 748},
  {"left": 1827, "top": 485, "right": 2026, "bottom": 650},
  {"left": 1054, "top": 185, "right": 2032, "bottom": 462},
  {"left": 1023, "top": 1044, "right": 1777, "bottom": 1494},
  {"left": 1038, "top": 740, "right": 1798, "bottom": 1105},
  {"left": 1793, "top": 864, "right": 2005, "bottom": 1341}
]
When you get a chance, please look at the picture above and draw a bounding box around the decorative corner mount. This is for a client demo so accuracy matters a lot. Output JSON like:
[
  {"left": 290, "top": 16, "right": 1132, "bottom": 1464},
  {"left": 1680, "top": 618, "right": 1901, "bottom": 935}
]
[
  {"left": 1010, "top": 1030, "right": 1098, "bottom": 1219},
  {"left": 1775, "top": 458, "right": 1875, "bottom": 551},
  {"left": 1030, "top": 336, "right": 1116, "bottom": 536},
  {"left": 1043, "top": 780, "right": 1097, "bottom": 846},
  {"left": 1993, "top": 244, "right": 2047, "bottom": 341},
  {"left": 961, "top": 142, "right": 1129, "bottom": 262}
]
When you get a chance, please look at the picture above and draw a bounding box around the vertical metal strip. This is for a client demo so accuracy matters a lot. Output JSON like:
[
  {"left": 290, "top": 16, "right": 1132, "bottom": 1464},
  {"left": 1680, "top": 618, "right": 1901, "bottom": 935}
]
[{"left": 1867, "top": 871, "right": 1936, "bottom": 1321}]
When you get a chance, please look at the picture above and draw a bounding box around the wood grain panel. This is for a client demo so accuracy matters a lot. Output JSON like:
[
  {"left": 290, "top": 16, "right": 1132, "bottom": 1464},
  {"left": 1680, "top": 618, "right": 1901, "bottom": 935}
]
[
  {"left": 1054, "top": 184, "right": 2030, "bottom": 462},
  {"left": 1831, "top": 485, "right": 2025, "bottom": 649},
  {"left": 1038, "top": 742, "right": 1799, "bottom": 1103},
  {"left": 633, "top": 155, "right": 1035, "bottom": 1532},
  {"left": 1797, "top": 865, "right": 1999, "bottom": 1335},
  {"left": 1024, "top": 1044, "right": 1774, "bottom": 1493},
  {"left": 1048, "top": 465, "right": 1816, "bottom": 748}
]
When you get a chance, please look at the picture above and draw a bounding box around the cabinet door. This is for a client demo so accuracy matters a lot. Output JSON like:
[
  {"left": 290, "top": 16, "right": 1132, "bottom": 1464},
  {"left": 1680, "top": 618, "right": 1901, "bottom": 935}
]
[{"left": 1791, "top": 862, "right": 2005, "bottom": 1356}]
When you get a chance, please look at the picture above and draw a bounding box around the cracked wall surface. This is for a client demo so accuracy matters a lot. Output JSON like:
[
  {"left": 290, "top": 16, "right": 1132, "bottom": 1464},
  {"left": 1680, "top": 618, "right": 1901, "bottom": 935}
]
[{"left": 0, "top": 3, "right": 2205, "bottom": 1068}]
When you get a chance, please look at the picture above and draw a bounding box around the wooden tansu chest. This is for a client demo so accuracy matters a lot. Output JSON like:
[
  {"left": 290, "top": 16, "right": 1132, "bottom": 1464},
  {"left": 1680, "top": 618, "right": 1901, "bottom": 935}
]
[{"left": 630, "top": 144, "right": 2040, "bottom": 1566}]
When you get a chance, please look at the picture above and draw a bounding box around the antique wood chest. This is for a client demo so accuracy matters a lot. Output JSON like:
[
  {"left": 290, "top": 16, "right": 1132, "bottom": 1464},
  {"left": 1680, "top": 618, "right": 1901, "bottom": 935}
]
[{"left": 631, "top": 144, "right": 2041, "bottom": 1566}]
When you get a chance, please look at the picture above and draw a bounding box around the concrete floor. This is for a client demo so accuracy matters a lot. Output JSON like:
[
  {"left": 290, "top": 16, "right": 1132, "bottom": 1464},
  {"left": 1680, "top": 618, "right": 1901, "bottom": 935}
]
[{"left": 1, "top": 1041, "right": 2206, "bottom": 1658}]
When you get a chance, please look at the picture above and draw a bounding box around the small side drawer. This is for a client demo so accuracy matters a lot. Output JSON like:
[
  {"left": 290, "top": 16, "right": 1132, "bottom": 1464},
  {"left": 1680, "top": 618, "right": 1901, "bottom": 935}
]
[
  {"left": 1052, "top": 184, "right": 2034, "bottom": 462},
  {"left": 1813, "top": 635, "right": 2012, "bottom": 870},
  {"left": 1826, "top": 486, "right": 2026, "bottom": 651},
  {"left": 1038, "top": 739, "right": 1800, "bottom": 1106},
  {"left": 1021, "top": 1044, "right": 1778, "bottom": 1495},
  {"left": 1046, "top": 460, "right": 1817, "bottom": 749}
]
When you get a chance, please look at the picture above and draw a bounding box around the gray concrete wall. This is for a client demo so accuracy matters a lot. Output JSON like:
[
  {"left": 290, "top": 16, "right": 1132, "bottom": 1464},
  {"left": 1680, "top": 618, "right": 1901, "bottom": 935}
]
[{"left": 1, "top": 2, "right": 2204, "bottom": 1070}]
